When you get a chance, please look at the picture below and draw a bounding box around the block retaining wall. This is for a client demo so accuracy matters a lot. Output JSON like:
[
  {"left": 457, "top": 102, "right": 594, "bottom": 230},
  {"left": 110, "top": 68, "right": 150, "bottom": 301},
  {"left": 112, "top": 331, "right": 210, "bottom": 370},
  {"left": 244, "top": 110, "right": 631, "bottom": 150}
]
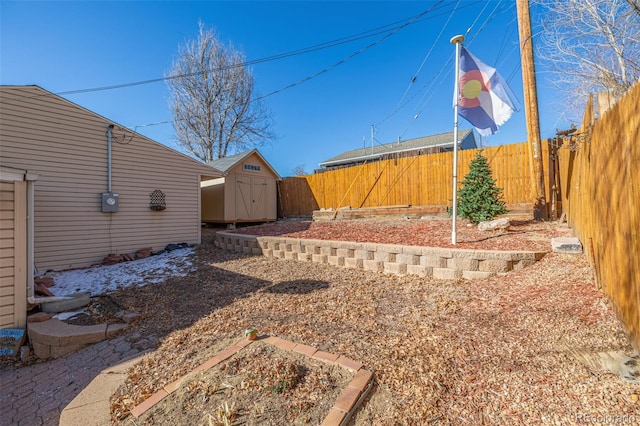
[{"left": 214, "top": 231, "right": 547, "bottom": 280}]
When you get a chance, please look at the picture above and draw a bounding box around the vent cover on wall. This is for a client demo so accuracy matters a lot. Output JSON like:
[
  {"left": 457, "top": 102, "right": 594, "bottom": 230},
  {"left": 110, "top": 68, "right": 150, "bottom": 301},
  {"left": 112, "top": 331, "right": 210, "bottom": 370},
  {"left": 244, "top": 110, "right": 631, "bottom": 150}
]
[{"left": 149, "top": 189, "right": 166, "bottom": 211}]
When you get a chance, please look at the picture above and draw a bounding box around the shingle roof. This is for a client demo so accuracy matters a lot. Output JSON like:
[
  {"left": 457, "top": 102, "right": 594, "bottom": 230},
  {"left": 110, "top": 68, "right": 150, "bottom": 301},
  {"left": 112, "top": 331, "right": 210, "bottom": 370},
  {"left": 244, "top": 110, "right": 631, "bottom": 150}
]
[
  {"left": 319, "top": 129, "right": 473, "bottom": 168},
  {"left": 207, "top": 150, "right": 251, "bottom": 174},
  {"left": 206, "top": 149, "right": 282, "bottom": 179}
]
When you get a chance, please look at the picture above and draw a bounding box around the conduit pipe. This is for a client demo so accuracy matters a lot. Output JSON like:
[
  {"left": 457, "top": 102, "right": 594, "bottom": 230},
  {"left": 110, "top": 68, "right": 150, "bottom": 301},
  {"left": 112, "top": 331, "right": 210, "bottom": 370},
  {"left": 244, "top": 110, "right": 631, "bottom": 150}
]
[{"left": 107, "top": 124, "right": 114, "bottom": 192}]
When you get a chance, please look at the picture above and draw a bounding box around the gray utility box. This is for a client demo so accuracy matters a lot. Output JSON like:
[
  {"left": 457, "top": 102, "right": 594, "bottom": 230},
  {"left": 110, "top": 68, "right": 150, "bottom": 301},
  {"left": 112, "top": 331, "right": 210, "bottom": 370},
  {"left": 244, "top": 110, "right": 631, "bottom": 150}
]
[{"left": 101, "top": 192, "right": 119, "bottom": 212}]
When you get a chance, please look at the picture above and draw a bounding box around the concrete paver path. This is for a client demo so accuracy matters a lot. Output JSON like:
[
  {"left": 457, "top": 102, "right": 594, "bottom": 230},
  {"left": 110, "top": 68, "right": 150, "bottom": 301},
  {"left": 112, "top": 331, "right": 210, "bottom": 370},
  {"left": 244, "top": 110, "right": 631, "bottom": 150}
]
[{"left": 0, "top": 335, "right": 141, "bottom": 426}]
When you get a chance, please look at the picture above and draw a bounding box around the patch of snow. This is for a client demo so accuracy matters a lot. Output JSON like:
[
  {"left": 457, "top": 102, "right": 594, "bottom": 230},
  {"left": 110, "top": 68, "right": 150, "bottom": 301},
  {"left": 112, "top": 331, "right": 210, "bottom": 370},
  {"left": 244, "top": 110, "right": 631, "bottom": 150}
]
[
  {"left": 53, "top": 310, "right": 85, "bottom": 321},
  {"left": 44, "top": 247, "right": 195, "bottom": 297}
]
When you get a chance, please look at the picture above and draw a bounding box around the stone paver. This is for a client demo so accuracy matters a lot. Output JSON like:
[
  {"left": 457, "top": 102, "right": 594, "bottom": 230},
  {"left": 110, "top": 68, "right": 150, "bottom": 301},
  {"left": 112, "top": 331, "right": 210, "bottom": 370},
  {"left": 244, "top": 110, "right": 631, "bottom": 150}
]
[{"left": 0, "top": 335, "right": 143, "bottom": 426}]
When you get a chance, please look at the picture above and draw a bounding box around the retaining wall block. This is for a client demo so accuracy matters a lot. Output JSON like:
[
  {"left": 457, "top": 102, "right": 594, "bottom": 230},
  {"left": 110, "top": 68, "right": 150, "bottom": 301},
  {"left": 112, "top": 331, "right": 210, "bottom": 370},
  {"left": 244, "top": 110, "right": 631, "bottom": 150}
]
[
  {"left": 432, "top": 268, "right": 462, "bottom": 280},
  {"left": 406, "top": 264, "right": 433, "bottom": 278},
  {"left": 396, "top": 253, "right": 419, "bottom": 265},
  {"left": 374, "top": 251, "right": 395, "bottom": 262},
  {"left": 378, "top": 244, "right": 404, "bottom": 254},
  {"left": 344, "top": 258, "right": 363, "bottom": 269},
  {"left": 447, "top": 257, "right": 480, "bottom": 271},
  {"left": 50, "top": 343, "right": 86, "bottom": 359},
  {"left": 320, "top": 246, "right": 336, "bottom": 256},
  {"left": 336, "top": 241, "right": 360, "bottom": 250},
  {"left": 297, "top": 253, "right": 312, "bottom": 262},
  {"left": 284, "top": 252, "right": 298, "bottom": 261},
  {"left": 360, "top": 242, "right": 382, "bottom": 252},
  {"left": 328, "top": 256, "right": 345, "bottom": 267},
  {"left": 420, "top": 255, "right": 447, "bottom": 268},
  {"left": 513, "top": 259, "right": 535, "bottom": 270},
  {"left": 479, "top": 259, "right": 512, "bottom": 273},
  {"left": 262, "top": 248, "right": 273, "bottom": 257},
  {"left": 354, "top": 249, "right": 374, "bottom": 260},
  {"left": 305, "top": 245, "right": 321, "bottom": 255},
  {"left": 32, "top": 342, "right": 51, "bottom": 359},
  {"left": 251, "top": 247, "right": 263, "bottom": 255},
  {"left": 402, "top": 245, "right": 427, "bottom": 256},
  {"left": 424, "top": 248, "right": 454, "bottom": 258},
  {"left": 384, "top": 262, "right": 407, "bottom": 275},
  {"left": 312, "top": 254, "right": 328, "bottom": 264},
  {"left": 363, "top": 260, "right": 384, "bottom": 272},
  {"left": 336, "top": 248, "right": 355, "bottom": 258}
]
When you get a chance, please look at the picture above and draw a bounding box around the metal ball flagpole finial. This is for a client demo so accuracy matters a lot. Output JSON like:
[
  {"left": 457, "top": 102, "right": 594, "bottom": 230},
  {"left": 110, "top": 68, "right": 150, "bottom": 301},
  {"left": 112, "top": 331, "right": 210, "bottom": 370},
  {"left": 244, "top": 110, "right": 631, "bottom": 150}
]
[{"left": 450, "top": 35, "right": 465, "bottom": 45}]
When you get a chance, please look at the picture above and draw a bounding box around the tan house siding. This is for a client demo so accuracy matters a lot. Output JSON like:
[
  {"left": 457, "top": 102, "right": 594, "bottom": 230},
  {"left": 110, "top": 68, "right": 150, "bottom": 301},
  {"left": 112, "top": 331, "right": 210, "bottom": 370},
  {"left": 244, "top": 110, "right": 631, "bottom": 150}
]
[
  {"left": 0, "top": 180, "right": 27, "bottom": 328},
  {"left": 0, "top": 86, "right": 220, "bottom": 271}
]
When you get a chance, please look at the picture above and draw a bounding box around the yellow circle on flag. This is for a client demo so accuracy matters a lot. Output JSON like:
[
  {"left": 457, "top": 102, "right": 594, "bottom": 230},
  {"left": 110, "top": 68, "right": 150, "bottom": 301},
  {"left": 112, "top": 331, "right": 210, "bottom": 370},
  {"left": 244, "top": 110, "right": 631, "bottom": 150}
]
[{"left": 462, "top": 79, "right": 482, "bottom": 99}]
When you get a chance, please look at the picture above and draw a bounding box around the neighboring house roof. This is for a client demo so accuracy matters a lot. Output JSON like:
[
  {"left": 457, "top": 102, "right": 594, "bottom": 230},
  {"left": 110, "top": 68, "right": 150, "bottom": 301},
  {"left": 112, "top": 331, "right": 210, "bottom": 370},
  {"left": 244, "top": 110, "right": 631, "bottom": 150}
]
[
  {"left": 319, "top": 129, "right": 476, "bottom": 168},
  {"left": 207, "top": 149, "right": 282, "bottom": 180}
]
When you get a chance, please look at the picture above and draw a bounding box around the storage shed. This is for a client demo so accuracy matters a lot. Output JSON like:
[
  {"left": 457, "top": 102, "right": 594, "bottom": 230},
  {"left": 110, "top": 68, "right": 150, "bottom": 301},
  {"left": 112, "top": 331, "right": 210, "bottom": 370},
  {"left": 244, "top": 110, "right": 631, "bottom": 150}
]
[
  {"left": 202, "top": 149, "right": 281, "bottom": 224},
  {"left": 0, "top": 85, "right": 222, "bottom": 327}
]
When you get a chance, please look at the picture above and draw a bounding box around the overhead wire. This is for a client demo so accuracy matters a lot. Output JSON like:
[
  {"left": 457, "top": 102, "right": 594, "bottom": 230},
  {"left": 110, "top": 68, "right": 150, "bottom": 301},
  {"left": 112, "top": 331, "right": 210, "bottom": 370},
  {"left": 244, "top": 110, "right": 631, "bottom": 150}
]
[
  {"left": 30, "top": 4, "right": 452, "bottom": 99},
  {"left": 129, "top": 2, "right": 458, "bottom": 130},
  {"left": 375, "top": 0, "right": 493, "bottom": 142},
  {"left": 256, "top": 1, "right": 446, "bottom": 101},
  {"left": 391, "top": 0, "right": 519, "bottom": 141}
]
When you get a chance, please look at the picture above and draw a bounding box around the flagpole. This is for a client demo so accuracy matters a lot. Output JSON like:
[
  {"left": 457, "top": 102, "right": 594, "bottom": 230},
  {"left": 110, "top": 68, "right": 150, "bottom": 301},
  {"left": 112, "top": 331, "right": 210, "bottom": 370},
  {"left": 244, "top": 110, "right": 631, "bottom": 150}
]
[{"left": 450, "top": 34, "right": 464, "bottom": 245}]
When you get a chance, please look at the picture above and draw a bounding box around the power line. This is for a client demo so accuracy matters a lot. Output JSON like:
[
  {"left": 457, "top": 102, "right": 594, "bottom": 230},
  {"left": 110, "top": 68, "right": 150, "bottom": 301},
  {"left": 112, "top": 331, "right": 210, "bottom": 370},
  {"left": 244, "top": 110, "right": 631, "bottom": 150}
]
[
  {"left": 130, "top": 2, "right": 457, "bottom": 130},
  {"left": 388, "top": 0, "right": 517, "bottom": 140},
  {"left": 46, "top": 6, "right": 449, "bottom": 98}
]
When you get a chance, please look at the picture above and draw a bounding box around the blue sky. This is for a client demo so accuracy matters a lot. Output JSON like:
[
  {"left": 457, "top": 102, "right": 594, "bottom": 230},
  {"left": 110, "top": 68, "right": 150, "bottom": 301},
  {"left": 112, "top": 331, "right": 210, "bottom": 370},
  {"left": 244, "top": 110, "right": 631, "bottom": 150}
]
[{"left": 1, "top": 1, "right": 569, "bottom": 176}]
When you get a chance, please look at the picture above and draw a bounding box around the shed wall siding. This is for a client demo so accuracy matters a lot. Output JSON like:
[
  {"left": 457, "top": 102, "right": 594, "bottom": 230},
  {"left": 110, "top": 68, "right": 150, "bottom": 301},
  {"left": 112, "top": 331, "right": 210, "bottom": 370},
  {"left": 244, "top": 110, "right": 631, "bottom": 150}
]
[
  {"left": 0, "top": 180, "right": 27, "bottom": 328},
  {"left": 0, "top": 86, "right": 219, "bottom": 271},
  {"left": 226, "top": 154, "right": 278, "bottom": 221}
]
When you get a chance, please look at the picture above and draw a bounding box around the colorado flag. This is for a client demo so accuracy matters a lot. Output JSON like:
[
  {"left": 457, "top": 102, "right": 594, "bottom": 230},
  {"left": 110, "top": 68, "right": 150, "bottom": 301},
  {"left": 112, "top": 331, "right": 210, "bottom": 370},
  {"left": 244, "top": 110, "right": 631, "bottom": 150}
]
[{"left": 458, "top": 46, "right": 518, "bottom": 137}]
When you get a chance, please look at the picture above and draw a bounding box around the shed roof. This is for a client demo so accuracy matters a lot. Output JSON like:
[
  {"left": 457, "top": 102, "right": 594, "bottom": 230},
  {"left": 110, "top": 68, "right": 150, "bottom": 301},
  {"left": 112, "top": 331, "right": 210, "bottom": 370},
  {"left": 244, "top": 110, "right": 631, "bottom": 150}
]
[
  {"left": 206, "top": 149, "right": 282, "bottom": 180},
  {"left": 319, "top": 129, "right": 475, "bottom": 168}
]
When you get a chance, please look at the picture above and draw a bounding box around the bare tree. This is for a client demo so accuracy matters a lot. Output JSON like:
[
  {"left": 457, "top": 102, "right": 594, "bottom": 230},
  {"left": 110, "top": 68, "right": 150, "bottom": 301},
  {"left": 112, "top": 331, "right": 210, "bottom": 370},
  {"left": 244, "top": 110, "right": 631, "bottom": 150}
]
[
  {"left": 534, "top": 0, "right": 640, "bottom": 119},
  {"left": 627, "top": 0, "right": 640, "bottom": 16},
  {"left": 167, "top": 22, "right": 274, "bottom": 162},
  {"left": 292, "top": 164, "right": 307, "bottom": 176}
]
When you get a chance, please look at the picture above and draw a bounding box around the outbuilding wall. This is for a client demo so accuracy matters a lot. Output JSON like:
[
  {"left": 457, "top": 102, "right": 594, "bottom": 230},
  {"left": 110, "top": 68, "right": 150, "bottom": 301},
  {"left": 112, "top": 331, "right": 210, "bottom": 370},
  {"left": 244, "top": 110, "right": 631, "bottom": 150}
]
[{"left": 201, "top": 152, "right": 279, "bottom": 223}]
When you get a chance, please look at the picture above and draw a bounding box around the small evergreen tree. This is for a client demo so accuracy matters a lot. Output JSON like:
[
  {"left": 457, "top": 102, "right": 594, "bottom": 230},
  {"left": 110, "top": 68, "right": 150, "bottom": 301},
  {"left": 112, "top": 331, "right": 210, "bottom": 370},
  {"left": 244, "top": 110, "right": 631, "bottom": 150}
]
[{"left": 456, "top": 151, "right": 508, "bottom": 224}]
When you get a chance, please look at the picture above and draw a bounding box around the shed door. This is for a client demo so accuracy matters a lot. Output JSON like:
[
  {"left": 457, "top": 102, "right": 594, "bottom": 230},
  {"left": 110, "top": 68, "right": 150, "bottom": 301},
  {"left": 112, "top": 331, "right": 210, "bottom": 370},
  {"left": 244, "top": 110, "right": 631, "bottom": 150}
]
[{"left": 236, "top": 175, "right": 267, "bottom": 220}]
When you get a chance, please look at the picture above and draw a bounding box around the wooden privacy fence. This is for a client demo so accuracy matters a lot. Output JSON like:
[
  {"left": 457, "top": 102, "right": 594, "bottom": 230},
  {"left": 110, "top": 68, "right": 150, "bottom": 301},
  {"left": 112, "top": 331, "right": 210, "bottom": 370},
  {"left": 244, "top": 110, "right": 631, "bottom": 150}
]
[
  {"left": 558, "top": 83, "right": 640, "bottom": 349},
  {"left": 279, "top": 142, "right": 547, "bottom": 216}
]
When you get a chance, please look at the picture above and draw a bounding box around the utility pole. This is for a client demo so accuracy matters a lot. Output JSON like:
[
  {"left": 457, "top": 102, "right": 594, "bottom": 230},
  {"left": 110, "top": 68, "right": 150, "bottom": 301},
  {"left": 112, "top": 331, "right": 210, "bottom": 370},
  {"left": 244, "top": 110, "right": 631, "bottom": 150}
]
[{"left": 516, "top": 0, "right": 547, "bottom": 219}]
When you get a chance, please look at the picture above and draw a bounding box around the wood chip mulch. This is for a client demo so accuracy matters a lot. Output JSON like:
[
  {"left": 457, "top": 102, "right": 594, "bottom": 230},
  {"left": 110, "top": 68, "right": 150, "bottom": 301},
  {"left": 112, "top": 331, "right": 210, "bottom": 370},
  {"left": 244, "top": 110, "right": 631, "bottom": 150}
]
[
  {"left": 230, "top": 218, "right": 558, "bottom": 252},
  {"left": 110, "top": 219, "right": 640, "bottom": 425}
]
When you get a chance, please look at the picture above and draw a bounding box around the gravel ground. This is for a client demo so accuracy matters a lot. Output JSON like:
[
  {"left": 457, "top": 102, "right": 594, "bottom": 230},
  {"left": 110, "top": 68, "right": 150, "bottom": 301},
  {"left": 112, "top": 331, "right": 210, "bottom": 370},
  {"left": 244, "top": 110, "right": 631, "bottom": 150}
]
[{"left": 110, "top": 219, "right": 640, "bottom": 425}]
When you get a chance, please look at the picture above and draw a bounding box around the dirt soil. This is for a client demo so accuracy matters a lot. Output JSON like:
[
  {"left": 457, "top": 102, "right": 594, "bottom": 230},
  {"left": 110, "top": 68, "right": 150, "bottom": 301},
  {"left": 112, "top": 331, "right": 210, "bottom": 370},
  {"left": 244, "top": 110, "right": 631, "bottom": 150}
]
[{"left": 105, "top": 218, "right": 639, "bottom": 425}]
